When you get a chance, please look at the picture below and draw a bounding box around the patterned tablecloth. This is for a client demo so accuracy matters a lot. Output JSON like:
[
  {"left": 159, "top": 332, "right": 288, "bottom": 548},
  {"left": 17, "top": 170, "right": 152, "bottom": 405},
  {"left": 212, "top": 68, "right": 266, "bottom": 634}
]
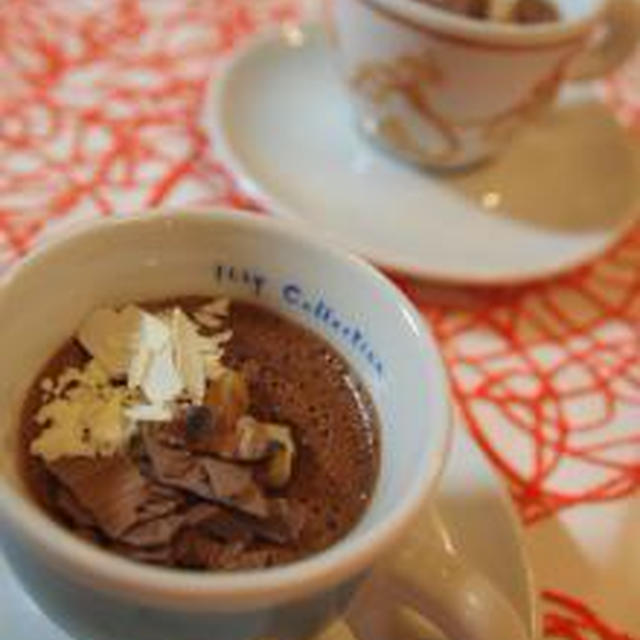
[{"left": 1, "top": 1, "right": 639, "bottom": 638}]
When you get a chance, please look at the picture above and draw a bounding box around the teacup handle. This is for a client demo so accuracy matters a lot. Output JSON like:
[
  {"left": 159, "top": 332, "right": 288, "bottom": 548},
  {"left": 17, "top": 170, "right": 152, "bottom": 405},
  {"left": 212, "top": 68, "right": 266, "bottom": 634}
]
[
  {"left": 568, "top": 0, "right": 640, "bottom": 81},
  {"left": 342, "top": 507, "right": 530, "bottom": 640}
]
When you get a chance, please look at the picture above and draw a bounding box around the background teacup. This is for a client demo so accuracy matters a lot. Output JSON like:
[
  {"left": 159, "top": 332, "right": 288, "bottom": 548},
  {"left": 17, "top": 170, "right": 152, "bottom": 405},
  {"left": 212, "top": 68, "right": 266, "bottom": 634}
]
[
  {"left": 327, "top": 0, "right": 640, "bottom": 169},
  {"left": 0, "top": 209, "right": 527, "bottom": 640}
]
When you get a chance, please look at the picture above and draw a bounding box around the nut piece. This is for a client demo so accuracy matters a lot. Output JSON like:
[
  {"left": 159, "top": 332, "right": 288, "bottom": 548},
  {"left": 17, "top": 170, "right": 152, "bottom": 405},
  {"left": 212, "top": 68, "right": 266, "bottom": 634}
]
[
  {"left": 264, "top": 425, "right": 295, "bottom": 489},
  {"left": 233, "top": 416, "right": 296, "bottom": 487},
  {"left": 235, "top": 416, "right": 270, "bottom": 461},
  {"left": 205, "top": 370, "right": 249, "bottom": 431}
]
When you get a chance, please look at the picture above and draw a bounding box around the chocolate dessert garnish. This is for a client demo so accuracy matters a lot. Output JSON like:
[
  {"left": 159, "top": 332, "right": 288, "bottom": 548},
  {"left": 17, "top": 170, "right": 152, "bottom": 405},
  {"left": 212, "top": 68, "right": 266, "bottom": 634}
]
[
  {"left": 49, "top": 455, "right": 175, "bottom": 539},
  {"left": 22, "top": 298, "right": 379, "bottom": 570},
  {"left": 201, "top": 458, "right": 269, "bottom": 518},
  {"left": 120, "top": 512, "right": 188, "bottom": 548},
  {"left": 192, "top": 298, "right": 230, "bottom": 330},
  {"left": 193, "top": 509, "right": 256, "bottom": 545},
  {"left": 55, "top": 485, "right": 97, "bottom": 529},
  {"left": 135, "top": 484, "right": 184, "bottom": 522},
  {"left": 243, "top": 499, "right": 305, "bottom": 545},
  {"left": 184, "top": 405, "right": 217, "bottom": 443},
  {"left": 142, "top": 426, "right": 269, "bottom": 519},
  {"left": 263, "top": 426, "right": 295, "bottom": 489},
  {"left": 193, "top": 498, "right": 304, "bottom": 546},
  {"left": 182, "top": 388, "right": 297, "bottom": 481},
  {"left": 205, "top": 370, "right": 250, "bottom": 432},
  {"left": 234, "top": 415, "right": 271, "bottom": 460}
]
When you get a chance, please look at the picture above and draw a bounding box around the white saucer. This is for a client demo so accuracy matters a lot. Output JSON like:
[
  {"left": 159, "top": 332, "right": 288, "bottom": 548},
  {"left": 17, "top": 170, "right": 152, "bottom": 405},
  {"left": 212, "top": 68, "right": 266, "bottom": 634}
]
[
  {"left": 204, "top": 25, "right": 640, "bottom": 284},
  {"left": 0, "top": 419, "right": 537, "bottom": 640}
]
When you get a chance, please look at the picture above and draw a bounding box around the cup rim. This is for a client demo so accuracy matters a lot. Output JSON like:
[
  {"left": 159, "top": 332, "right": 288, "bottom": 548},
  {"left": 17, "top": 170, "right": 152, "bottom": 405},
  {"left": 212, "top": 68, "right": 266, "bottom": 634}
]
[
  {"left": 0, "top": 208, "right": 453, "bottom": 611},
  {"left": 361, "top": 0, "right": 607, "bottom": 47}
]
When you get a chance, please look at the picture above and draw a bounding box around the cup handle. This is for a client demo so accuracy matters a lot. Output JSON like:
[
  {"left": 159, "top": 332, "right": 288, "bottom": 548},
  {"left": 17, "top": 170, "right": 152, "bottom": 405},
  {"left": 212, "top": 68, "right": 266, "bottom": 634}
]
[
  {"left": 567, "top": 0, "right": 640, "bottom": 81},
  {"left": 342, "top": 507, "right": 530, "bottom": 640}
]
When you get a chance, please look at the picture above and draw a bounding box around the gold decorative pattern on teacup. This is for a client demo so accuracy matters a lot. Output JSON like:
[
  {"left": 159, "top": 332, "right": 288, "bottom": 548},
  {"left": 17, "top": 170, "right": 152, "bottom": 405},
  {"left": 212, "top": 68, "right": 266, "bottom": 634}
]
[
  {"left": 350, "top": 50, "right": 567, "bottom": 166},
  {"left": 376, "top": 116, "right": 453, "bottom": 166},
  {"left": 482, "top": 66, "right": 564, "bottom": 147},
  {"left": 350, "top": 53, "right": 461, "bottom": 164}
]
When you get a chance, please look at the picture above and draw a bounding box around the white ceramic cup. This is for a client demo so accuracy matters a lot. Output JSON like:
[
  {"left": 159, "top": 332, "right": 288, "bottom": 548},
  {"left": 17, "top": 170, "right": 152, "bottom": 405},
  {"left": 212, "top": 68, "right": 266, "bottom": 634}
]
[
  {"left": 327, "top": 0, "right": 639, "bottom": 168},
  {"left": 0, "top": 209, "right": 528, "bottom": 640}
]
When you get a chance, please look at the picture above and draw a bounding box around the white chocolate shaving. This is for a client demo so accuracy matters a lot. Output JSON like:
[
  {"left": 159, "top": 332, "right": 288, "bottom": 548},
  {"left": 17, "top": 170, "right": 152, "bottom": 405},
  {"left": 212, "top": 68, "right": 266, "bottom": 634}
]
[
  {"left": 128, "top": 345, "right": 152, "bottom": 390},
  {"left": 193, "top": 298, "right": 230, "bottom": 329},
  {"left": 31, "top": 299, "right": 232, "bottom": 460},
  {"left": 30, "top": 359, "right": 132, "bottom": 462},
  {"left": 141, "top": 339, "right": 183, "bottom": 406},
  {"left": 125, "top": 403, "right": 173, "bottom": 423},
  {"left": 171, "top": 307, "right": 206, "bottom": 404},
  {"left": 77, "top": 306, "right": 141, "bottom": 377}
]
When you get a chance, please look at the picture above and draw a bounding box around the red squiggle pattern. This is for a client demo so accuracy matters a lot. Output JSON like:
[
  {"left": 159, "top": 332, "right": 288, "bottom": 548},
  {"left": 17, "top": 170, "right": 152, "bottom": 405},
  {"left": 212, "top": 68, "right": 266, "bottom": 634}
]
[
  {"left": 397, "top": 226, "right": 640, "bottom": 524},
  {"left": 543, "top": 591, "right": 637, "bottom": 640},
  {"left": 0, "top": 0, "right": 298, "bottom": 260}
]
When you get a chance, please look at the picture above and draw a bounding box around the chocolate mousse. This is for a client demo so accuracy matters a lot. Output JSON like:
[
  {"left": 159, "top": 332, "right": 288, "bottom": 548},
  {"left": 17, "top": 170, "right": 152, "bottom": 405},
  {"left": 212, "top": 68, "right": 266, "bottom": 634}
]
[{"left": 21, "top": 298, "right": 379, "bottom": 570}]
